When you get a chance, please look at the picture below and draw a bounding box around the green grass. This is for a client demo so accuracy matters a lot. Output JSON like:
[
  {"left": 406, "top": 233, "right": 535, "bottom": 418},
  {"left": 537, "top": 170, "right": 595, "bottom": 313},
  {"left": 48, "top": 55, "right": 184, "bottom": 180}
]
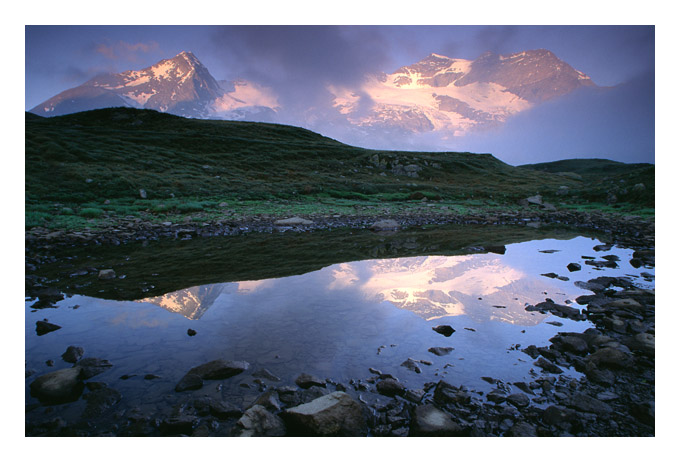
[{"left": 25, "top": 107, "right": 654, "bottom": 229}]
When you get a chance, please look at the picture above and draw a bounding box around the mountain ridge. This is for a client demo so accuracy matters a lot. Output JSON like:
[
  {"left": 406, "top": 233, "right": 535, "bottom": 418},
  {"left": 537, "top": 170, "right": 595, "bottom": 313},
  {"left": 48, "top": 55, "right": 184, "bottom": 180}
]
[{"left": 30, "top": 49, "right": 597, "bottom": 138}]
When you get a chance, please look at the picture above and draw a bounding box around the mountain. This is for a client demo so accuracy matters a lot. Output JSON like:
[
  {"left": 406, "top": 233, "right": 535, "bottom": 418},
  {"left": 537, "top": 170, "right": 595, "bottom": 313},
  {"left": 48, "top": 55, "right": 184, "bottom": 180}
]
[
  {"left": 31, "top": 49, "right": 595, "bottom": 137},
  {"left": 30, "top": 51, "right": 276, "bottom": 119},
  {"left": 329, "top": 49, "right": 596, "bottom": 136}
]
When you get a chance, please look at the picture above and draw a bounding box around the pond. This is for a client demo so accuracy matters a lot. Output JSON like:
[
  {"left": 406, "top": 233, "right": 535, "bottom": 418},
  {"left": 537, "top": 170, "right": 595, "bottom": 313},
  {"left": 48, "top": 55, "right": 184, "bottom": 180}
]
[{"left": 25, "top": 225, "right": 654, "bottom": 434}]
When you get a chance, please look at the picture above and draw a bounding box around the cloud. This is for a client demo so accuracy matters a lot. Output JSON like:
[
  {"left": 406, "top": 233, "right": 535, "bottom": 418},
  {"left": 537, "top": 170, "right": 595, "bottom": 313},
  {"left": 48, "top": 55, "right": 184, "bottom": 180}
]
[{"left": 94, "top": 40, "right": 161, "bottom": 62}]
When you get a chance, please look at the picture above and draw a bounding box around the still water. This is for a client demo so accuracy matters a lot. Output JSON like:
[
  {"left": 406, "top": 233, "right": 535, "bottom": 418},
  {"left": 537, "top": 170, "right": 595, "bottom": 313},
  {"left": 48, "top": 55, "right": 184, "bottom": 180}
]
[{"left": 25, "top": 231, "right": 654, "bottom": 422}]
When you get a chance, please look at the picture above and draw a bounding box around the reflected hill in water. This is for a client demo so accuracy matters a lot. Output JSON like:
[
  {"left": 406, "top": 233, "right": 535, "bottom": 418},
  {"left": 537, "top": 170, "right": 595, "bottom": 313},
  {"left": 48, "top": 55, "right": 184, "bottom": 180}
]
[{"left": 29, "top": 224, "right": 597, "bottom": 305}]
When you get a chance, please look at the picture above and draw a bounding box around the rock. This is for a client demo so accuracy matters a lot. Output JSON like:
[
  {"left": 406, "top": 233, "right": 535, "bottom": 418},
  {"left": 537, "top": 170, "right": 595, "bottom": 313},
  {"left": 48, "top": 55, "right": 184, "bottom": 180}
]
[
  {"left": 506, "top": 393, "right": 530, "bottom": 408},
  {"left": 432, "top": 325, "right": 455, "bottom": 337},
  {"left": 282, "top": 391, "right": 366, "bottom": 436},
  {"left": 534, "top": 357, "right": 563, "bottom": 374},
  {"left": 549, "top": 334, "right": 589, "bottom": 355},
  {"left": 139, "top": 189, "right": 147, "bottom": 199},
  {"left": 542, "top": 405, "right": 579, "bottom": 431},
  {"left": 586, "top": 347, "right": 632, "bottom": 369},
  {"left": 627, "top": 332, "right": 654, "bottom": 356},
  {"left": 98, "top": 269, "right": 116, "bottom": 280},
  {"left": 370, "top": 219, "right": 400, "bottom": 231},
  {"left": 274, "top": 217, "right": 313, "bottom": 226},
  {"left": 61, "top": 346, "right": 84, "bottom": 363},
  {"left": 234, "top": 405, "right": 286, "bottom": 437},
  {"left": 209, "top": 400, "right": 243, "bottom": 419},
  {"left": 409, "top": 404, "right": 463, "bottom": 436},
  {"left": 160, "top": 415, "right": 198, "bottom": 436},
  {"left": 428, "top": 346, "right": 454, "bottom": 356},
  {"left": 376, "top": 378, "right": 405, "bottom": 397},
  {"left": 526, "top": 194, "right": 543, "bottom": 205},
  {"left": 82, "top": 387, "right": 122, "bottom": 418},
  {"left": 30, "top": 367, "right": 84, "bottom": 403},
  {"left": 507, "top": 421, "right": 537, "bottom": 437},
  {"left": 185, "top": 359, "right": 249, "bottom": 380},
  {"left": 175, "top": 373, "right": 203, "bottom": 392},
  {"left": 187, "top": 329, "right": 197, "bottom": 336},
  {"left": 295, "top": 373, "right": 326, "bottom": 389},
  {"left": 252, "top": 368, "right": 281, "bottom": 382},
  {"left": 36, "top": 320, "right": 61, "bottom": 336},
  {"left": 400, "top": 358, "right": 422, "bottom": 373},
  {"left": 567, "top": 263, "right": 581, "bottom": 272},
  {"left": 433, "top": 380, "right": 471, "bottom": 405},
  {"left": 76, "top": 358, "right": 113, "bottom": 379},
  {"left": 568, "top": 392, "right": 612, "bottom": 415}
]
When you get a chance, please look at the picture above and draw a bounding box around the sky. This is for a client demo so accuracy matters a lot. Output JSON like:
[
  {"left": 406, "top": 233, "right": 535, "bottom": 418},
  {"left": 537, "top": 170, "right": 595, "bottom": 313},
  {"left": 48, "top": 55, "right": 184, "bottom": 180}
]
[{"left": 25, "top": 24, "right": 655, "bottom": 164}]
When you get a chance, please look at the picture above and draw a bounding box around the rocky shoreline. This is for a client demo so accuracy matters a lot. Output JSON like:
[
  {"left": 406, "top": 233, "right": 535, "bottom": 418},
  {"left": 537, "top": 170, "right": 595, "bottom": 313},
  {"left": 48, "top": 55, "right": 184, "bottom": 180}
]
[
  {"left": 25, "top": 211, "right": 655, "bottom": 437},
  {"left": 25, "top": 209, "right": 654, "bottom": 250}
]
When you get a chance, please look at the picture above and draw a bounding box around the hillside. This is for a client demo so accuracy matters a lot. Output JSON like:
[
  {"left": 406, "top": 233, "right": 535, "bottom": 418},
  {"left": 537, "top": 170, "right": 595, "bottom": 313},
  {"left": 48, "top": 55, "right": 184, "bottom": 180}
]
[
  {"left": 25, "top": 108, "right": 653, "bottom": 229},
  {"left": 520, "top": 158, "right": 654, "bottom": 206}
]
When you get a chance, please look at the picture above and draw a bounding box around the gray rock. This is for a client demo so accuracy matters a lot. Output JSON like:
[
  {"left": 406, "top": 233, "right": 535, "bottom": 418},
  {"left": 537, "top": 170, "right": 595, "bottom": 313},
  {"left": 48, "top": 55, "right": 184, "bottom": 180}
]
[
  {"left": 376, "top": 378, "right": 405, "bottom": 397},
  {"left": 586, "top": 347, "right": 632, "bottom": 369},
  {"left": 295, "top": 373, "right": 326, "bottom": 389},
  {"left": 252, "top": 368, "right": 281, "bottom": 382},
  {"left": 76, "top": 358, "right": 113, "bottom": 379},
  {"left": 569, "top": 392, "right": 612, "bottom": 415},
  {"left": 370, "top": 219, "right": 400, "bottom": 231},
  {"left": 175, "top": 373, "right": 203, "bottom": 392},
  {"left": 507, "top": 421, "right": 537, "bottom": 437},
  {"left": 82, "top": 387, "right": 122, "bottom": 418},
  {"left": 61, "top": 346, "right": 84, "bottom": 363},
  {"left": 274, "top": 217, "right": 313, "bottom": 226},
  {"left": 433, "top": 380, "right": 471, "bottom": 405},
  {"left": 30, "top": 367, "right": 84, "bottom": 403},
  {"left": 98, "top": 269, "right": 116, "bottom": 280},
  {"left": 409, "top": 404, "right": 463, "bottom": 436},
  {"left": 234, "top": 405, "right": 286, "bottom": 437},
  {"left": 428, "top": 346, "right": 454, "bottom": 356},
  {"left": 282, "top": 391, "right": 366, "bottom": 436},
  {"left": 534, "top": 357, "right": 563, "bottom": 374},
  {"left": 567, "top": 263, "right": 581, "bottom": 272},
  {"left": 507, "top": 393, "right": 530, "bottom": 408},
  {"left": 139, "top": 189, "right": 147, "bottom": 199},
  {"left": 186, "top": 359, "right": 249, "bottom": 380},
  {"left": 400, "top": 358, "right": 422, "bottom": 373}
]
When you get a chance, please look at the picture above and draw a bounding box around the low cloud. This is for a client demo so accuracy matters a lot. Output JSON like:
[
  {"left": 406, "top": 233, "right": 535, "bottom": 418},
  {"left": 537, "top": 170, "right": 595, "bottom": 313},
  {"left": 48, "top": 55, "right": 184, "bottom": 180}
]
[{"left": 94, "top": 40, "right": 161, "bottom": 62}]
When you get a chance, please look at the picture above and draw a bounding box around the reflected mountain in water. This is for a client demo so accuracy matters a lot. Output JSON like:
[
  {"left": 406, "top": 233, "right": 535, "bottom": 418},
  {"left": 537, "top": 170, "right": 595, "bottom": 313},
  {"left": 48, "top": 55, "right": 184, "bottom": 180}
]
[
  {"left": 329, "top": 255, "right": 552, "bottom": 323},
  {"left": 138, "top": 283, "right": 229, "bottom": 320},
  {"left": 138, "top": 252, "right": 573, "bottom": 324}
]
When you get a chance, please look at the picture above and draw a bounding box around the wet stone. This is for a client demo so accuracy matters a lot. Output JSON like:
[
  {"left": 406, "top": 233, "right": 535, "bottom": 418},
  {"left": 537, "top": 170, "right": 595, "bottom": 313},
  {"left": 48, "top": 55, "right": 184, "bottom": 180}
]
[
  {"left": 409, "top": 404, "right": 463, "bottom": 436},
  {"left": 295, "top": 373, "right": 326, "bottom": 389},
  {"left": 36, "top": 320, "right": 61, "bottom": 336},
  {"left": 61, "top": 346, "right": 84, "bottom": 364},
  {"left": 428, "top": 346, "right": 454, "bottom": 356},
  {"left": 432, "top": 325, "right": 455, "bottom": 337}
]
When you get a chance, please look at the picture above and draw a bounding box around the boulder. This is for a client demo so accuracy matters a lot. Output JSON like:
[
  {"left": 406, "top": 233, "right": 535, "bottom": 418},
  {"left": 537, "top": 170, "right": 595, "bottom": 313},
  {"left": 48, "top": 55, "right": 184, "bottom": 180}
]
[
  {"left": 409, "top": 404, "right": 463, "bottom": 436},
  {"left": 175, "top": 373, "right": 203, "bottom": 392},
  {"left": 586, "top": 347, "right": 632, "bottom": 369},
  {"left": 433, "top": 380, "right": 471, "bottom": 405},
  {"left": 282, "top": 391, "right": 366, "bottom": 436},
  {"left": 400, "top": 358, "right": 422, "bottom": 373},
  {"left": 30, "top": 367, "right": 84, "bottom": 403},
  {"left": 534, "top": 357, "right": 563, "bottom": 374},
  {"left": 234, "top": 405, "right": 286, "bottom": 437}
]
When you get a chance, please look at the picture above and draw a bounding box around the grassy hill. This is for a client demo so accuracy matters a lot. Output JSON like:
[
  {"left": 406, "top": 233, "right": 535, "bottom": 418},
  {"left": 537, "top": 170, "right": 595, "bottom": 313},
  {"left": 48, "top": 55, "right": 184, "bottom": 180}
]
[{"left": 25, "top": 107, "right": 654, "bottom": 229}]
